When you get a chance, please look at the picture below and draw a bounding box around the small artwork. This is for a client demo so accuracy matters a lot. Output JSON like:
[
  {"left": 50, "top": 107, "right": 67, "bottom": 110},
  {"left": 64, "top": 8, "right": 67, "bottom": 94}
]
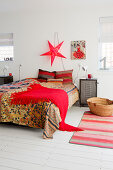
[{"left": 71, "top": 40, "right": 86, "bottom": 60}]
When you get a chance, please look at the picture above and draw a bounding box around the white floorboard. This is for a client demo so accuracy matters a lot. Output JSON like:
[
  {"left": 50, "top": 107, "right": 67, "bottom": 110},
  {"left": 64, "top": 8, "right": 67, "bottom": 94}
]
[{"left": 0, "top": 106, "right": 113, "bottom": 170}]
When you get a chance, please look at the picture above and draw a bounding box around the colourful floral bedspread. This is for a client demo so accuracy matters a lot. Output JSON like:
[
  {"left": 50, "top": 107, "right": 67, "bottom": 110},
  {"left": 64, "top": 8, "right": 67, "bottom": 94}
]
[{"left": 0, "top": 79, "right": 79, "bottom": 139}]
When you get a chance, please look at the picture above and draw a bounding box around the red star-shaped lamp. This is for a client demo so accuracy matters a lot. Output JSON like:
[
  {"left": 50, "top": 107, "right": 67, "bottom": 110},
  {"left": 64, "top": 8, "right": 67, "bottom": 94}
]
[{"left": 40, "top": 41, "right": 66, "bottom": 66}]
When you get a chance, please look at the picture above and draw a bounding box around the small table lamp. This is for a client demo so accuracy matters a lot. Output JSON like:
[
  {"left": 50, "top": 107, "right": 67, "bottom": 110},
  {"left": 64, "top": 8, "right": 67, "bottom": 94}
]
[{"left": 81, "top": 65, "right": 88, "bottom": 78}]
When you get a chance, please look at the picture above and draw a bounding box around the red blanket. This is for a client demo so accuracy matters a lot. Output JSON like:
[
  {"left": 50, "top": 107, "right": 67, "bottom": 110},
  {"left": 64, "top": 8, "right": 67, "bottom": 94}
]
[{"left": 11, "top": 84, "right": 83, "bottom": 132}]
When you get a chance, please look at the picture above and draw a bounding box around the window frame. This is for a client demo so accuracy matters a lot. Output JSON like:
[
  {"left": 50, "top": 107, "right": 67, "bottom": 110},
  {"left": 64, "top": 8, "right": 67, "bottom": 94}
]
[
  {"left": 0, "top": 33, "right": 14, "bottom": 62},
  {"left": 98, "top": 16, "right": 113, "bottom": 71}
]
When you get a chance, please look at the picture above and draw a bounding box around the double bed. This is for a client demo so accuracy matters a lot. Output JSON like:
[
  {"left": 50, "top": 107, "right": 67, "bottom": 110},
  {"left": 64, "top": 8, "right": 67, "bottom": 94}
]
[{"left": 0, "top": 78, "right": 79, "bottom": 139}]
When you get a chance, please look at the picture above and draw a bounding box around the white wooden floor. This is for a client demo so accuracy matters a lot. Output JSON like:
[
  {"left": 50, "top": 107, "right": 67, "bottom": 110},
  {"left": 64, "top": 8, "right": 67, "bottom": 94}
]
[{"left": 0, "top": 106, "right": 113, "bottom": 170}]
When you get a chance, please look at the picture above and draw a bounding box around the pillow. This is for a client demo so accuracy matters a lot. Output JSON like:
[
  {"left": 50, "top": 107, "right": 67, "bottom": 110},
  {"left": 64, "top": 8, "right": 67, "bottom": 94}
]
[
  {"left": 47, "top": 78, "right": 63, "bottom": 85},
  {"left": 55, "top": 70, "right": 73, "bottom": 84},
  {"left": 38, "top": 69, "right": 55, "bottom": 80},
  {"left": 47, "top": 78, "right": 63, "bottom": 82},
  {"left": 37, "top": 78, "right": 47, "bottom": 82}
]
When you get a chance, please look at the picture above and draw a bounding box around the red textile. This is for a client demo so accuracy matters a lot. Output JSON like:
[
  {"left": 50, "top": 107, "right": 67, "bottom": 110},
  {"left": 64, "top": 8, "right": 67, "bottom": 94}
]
[
  {"left": 11, "top": 84, "right": 83, "bottom": 132},
  {"left": 0, "top": 93, "right": 3, "bottom": 101}
]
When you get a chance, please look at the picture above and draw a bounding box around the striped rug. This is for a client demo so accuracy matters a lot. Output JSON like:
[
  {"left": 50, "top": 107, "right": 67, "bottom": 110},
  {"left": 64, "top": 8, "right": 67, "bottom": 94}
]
[{"left": 69, "top": 111, "right": 113, "bottom": 148}]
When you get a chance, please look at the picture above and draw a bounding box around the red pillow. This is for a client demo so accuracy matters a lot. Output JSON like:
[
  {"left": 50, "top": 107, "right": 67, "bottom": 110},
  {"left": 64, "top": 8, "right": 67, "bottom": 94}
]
[
  {"left": 37, "top": 79, "right": 47, "bottom": 82},
  {"left": 38, "top": 69, "right": 55, "bottom": 80},
  {"left": 55, "top": 70, "right": 73, "bottom": 84}
]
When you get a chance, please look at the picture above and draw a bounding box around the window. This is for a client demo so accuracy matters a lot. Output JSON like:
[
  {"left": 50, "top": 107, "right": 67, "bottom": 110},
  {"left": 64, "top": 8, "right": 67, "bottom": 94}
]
[
  {"left": 0, "top": 33, "right": 14, "bottom": 61},
  {"left": 99, "top": 17, "right": 113, "bottom": 70}
]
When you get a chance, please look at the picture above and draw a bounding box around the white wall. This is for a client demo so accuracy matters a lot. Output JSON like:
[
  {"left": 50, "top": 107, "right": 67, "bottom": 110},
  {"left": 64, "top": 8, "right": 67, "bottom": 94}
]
[{"left": 0, "top": 0, "right": 113, "bottom": 99}]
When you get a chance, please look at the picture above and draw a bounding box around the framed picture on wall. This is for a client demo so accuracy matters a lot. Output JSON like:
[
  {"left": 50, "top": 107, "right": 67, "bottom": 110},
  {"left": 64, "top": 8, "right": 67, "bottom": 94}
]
[{"left": 71, "top": 40, "right": 86, "bottom": 60}]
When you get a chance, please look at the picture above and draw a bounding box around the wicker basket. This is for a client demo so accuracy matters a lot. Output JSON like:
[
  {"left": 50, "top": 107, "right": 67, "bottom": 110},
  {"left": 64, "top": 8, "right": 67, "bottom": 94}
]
[{"left": 87, "top": 97, "right": 113, "bottom": 116}]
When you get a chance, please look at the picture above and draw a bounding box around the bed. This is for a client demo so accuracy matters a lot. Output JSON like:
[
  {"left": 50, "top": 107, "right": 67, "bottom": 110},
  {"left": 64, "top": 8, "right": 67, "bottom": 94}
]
[{"left": 0, "top": 78, "right": 79, "bottom": 139}]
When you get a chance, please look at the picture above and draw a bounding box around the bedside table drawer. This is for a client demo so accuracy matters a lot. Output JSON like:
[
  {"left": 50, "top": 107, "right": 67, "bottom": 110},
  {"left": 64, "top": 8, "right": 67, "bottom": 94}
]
[
  {"left": 0, "top": 78, "right": 4, "bottom": 85},
  {"left": 0, "top": 76, "right": 13, "bottom": 85}
]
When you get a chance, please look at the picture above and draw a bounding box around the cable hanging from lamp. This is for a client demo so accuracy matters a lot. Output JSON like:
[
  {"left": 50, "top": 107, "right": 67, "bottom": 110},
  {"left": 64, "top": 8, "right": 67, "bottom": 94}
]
[
  {"left": 19, "top": 64, "right": 22, "bottom": 81},
  {"left": 54, "top": 32, "right": 65, "bottom": 71},
  {"left": 74, "top": 63, "right": 88, "bottom": 86}
]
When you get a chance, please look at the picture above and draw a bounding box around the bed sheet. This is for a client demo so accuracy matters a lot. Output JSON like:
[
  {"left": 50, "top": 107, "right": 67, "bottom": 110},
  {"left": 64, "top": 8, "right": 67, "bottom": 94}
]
[{"left": 0, "top": 79, "right": 79, "bottom": 139}]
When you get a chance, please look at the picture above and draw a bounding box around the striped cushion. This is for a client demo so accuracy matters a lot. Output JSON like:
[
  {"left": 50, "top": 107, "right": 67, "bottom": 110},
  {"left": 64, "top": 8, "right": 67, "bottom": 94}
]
[
  {"left": 47, "top": 78, "right": 63, "bottom": 85},
  {"left": 38, "top": 69, "right": 55, "bottom": 80},
  {"left": 37, "top": 79, "right": 47, "bottom": 82},
  {"left": 47, "top": 78, "right": 63, "bottom": 82},
  {"left": 55, "top": 70, "right": 73, "bottom": 84}
]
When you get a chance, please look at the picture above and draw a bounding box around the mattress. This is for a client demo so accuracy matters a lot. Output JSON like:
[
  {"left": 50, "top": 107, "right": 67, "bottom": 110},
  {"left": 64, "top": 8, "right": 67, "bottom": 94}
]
[{"left": 0, "top": 79, "right": 79, "bottom": 139}]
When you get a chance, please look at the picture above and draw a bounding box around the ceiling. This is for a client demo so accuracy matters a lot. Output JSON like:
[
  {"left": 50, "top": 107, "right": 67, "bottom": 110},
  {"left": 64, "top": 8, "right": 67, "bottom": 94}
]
[{"left": 0, "top": 0, "right": 113, "bottom": 13}]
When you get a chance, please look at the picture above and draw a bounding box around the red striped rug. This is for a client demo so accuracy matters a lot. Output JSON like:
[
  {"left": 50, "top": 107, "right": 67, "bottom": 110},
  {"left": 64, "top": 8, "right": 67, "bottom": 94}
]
[{"left": 69, "top": 111, "right": 113, "bottom": 148}]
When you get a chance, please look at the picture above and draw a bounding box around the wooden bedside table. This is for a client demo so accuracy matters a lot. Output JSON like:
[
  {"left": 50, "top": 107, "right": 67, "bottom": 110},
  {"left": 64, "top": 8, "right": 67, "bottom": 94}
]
[
  {"left": 79, "top": 79, "right": 97, "bottom": 107},
  {"left": 0, "top": 76, "right": 13, "bottom": 85}
]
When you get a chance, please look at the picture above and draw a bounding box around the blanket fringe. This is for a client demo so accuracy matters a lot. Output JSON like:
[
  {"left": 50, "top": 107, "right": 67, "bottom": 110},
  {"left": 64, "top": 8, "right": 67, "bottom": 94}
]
[
  {"left": 11, "top": 83, "right": 44, "bottom": 105},
  {"left": 59, "top": 122, "right": 83, "bottom": 131}
]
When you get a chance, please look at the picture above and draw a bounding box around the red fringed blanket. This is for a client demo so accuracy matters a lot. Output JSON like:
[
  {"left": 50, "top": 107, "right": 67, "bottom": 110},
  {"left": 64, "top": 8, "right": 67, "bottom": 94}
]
[{"left": 11, "top": 84, "right": 83, "bottom": 132}]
